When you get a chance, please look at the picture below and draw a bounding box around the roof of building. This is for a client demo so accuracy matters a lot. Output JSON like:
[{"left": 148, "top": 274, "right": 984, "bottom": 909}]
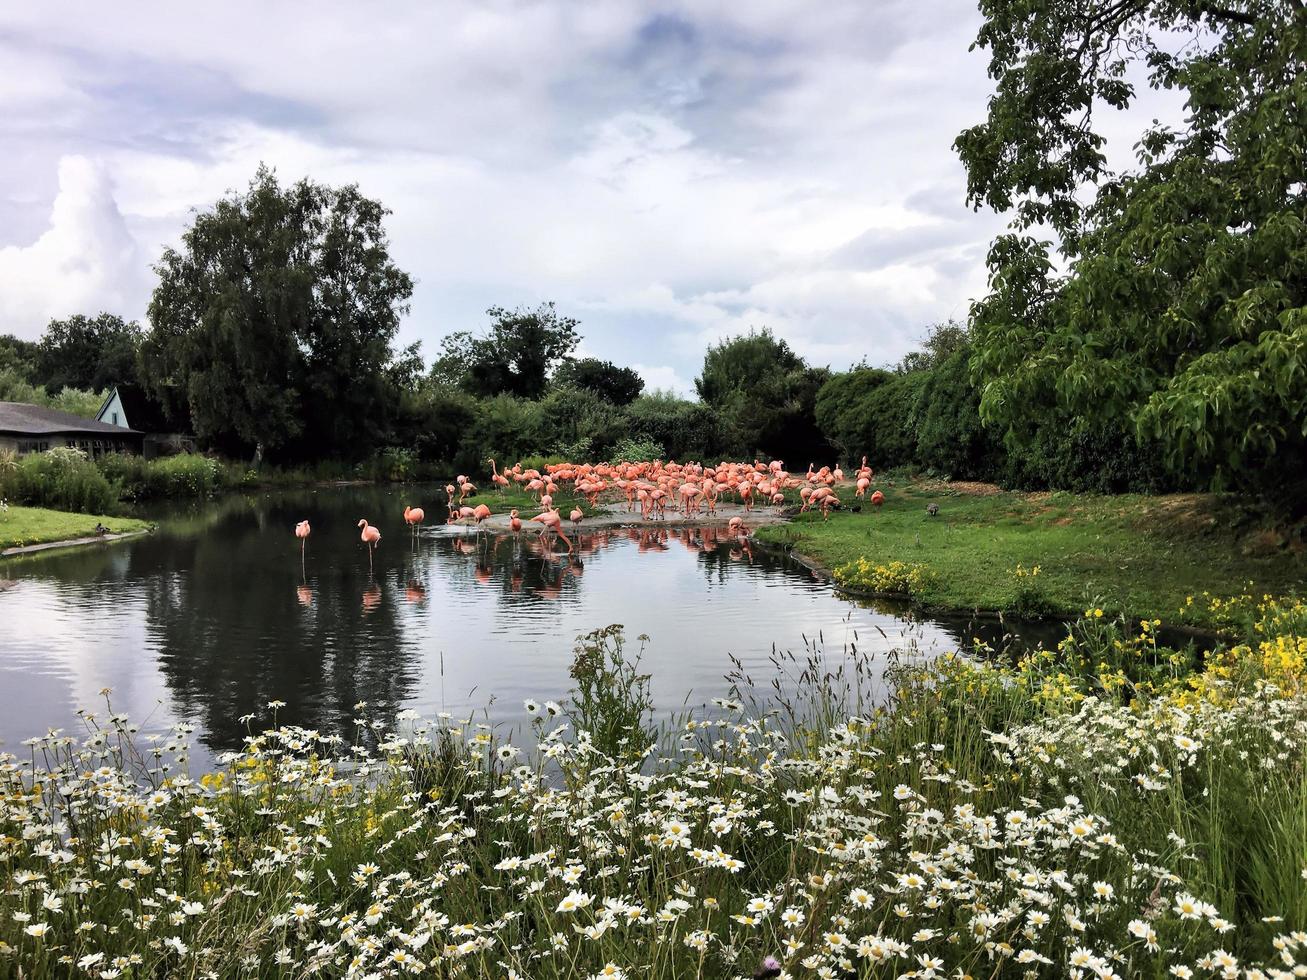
[
  {"left": 96, "top": 383, "right": 177, "bottom": 433},
  {"left": 0, "top": 401, "right": 142, "bottom": 436}
]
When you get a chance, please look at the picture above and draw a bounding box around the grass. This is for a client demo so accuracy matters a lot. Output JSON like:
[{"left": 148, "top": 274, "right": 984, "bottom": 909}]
[
  {"left": 0, "top": 505, "right": 151, "bottom": 551},
  {"left": 754, "top": 480, "right": 1306, "bottom": 628}
]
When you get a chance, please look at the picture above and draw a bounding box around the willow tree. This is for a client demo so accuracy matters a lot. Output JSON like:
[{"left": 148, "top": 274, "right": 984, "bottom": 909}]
[
  {"left": 141, "top": 166, "right": 414, "bottom": 462},
  {"left": 957, "top": 0, "right": 1306, "bottom": 494}
]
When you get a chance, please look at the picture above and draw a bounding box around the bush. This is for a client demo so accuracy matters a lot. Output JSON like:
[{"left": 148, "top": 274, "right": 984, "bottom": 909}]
[
  {"left": 831, "top": 557, "right": 934, "bottom": 597},
  {"left": 609, "top": 436, "right": 664, "bottom": 462},
  {"left": 623, "top": 393, "right": 728, "bottom": 461},
  {"left": 0, "top": 447, "right": 116, "bottom": 513},
  {"left": 98, "top": 453, "right": 220, "bottom": 500}
]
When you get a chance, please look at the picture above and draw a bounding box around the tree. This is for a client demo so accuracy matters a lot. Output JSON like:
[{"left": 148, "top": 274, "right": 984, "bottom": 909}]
[
  {"left": 35, "top": 313, "right": 142, "bottom": 393},
  {"left": 896, "top": 319, "right": 970, "bottom": 375},
  {"left": 141, "top": 166, "right": 414, "bottom": 461},
  {"left": 957, "top": 0, "right": 1306, "bottom": 494},
  {"left": 435, "top": 304, "right": 581, "bottom": 399},
  {"left": 696, "top": 328, "right": 831, "bottom": 463},
  {"left": 552, "top": 358, "right": 644, "bottom": 405}
]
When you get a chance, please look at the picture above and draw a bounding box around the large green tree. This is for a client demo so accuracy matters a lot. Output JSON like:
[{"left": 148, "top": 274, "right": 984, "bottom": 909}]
[
  {"left": 141, "top": 167, "right": 414, "bottom": 461},
  {"left": 432, "top": 304, "right": 580, "bottom": 399},
  {"left": 696, "top": 328, "right": 830, "bottom": 463},
  {"left": 957, "top": 0, "right": 1306, "bottom": 493},
  {"left": 36, "top": 313, "right": 142, "bottom": 394},
  {"left": 552, "top": 357, "right": 644, "bottom": 405}
]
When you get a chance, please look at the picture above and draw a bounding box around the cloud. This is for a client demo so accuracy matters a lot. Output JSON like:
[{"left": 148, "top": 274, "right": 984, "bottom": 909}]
[
  {"left": 0, "top": 156, "right": 148, "bottom": 333},
  {"left": 0, "top": 2, "right": 1189, "bottom": 382}
]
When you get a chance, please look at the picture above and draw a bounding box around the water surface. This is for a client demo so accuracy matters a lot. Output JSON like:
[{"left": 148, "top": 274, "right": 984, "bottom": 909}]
[{"left": 0, "top": 485, "right": 1054, "bottom": 762}]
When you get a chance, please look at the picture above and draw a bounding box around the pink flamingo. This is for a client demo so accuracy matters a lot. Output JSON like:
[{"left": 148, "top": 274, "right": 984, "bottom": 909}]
[
  {"left": 472, "top": 503, "right": 492, "bottom": 537},
  {"left": 488, "top": 459, "right": 510, "bottom": 491},
  {"left": 295, "top": 520, "right": 310, "bottom": 577},
  {"left": 357, "top": 519, "right": 381, "bottom": 574},
  {"left": 870, "top": 489, "right": 885, "bottom": 512},
  {"left": 403, "top": 505, "right": 424, "bottom": 539},
  {"left": 569, "top": 507, "right": 584, "bottom": 533},
  {"left": 531, "top": 509, "right": 573, "bottom": 554},
  {"left": 509, "top": 508, "right": 522, "bottom": 536}
]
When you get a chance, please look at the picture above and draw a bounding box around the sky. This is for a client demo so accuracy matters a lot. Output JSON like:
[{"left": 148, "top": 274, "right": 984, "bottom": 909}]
[{"left": 0, "top": 2, "right": 1050, "bottom": 396}]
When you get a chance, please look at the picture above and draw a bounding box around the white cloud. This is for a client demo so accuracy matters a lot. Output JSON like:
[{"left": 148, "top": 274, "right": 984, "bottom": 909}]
[
  {"left": 0, "top": 1, "right": 1188, "bottom": 380},
  {"left": 0, "top": 156, "right": 148, "bottom": 332}
]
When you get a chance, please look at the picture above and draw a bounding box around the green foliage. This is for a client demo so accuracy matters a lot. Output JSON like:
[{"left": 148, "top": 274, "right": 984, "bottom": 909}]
[
  {"left": 0, "top": 447, "right": 116, "bottom": 513},
  {"left": 696, "top": 328, "right": 830, "bottom": 462},
  {"left": 622, "top": 392, "right": 726, "bottom": 461},
  {"left": 813, "top": 368, "right": 893, "bottom": 465},
  {"left": 0, "top": 368, "right": 106, "bottom": 419},
  {"left": 552, "top": 357, "right": 644, "bottom": 405},
  {"left": 434, "top": 304, "right": 581, "bottom": 399},
  {"left": 566, "top": 624, "right": 655, "bottom": 759},
  {"left": 914, "top": 346, "right": 1003, "bottom": 479},
  {"left": 141, "top": 165, "right": 414, "bottom": 462},
  {"left": 959, "top": 0, "right": 1307, "bottom": 496},
  {"left": 97, "top": 453, "right": 221, "bottom": 501},
  {"left": 35, "top": 313, "right": 142, "bottom": 393},
  {"left": 609, "top": 436, "right": 664, "bottom": 463}
]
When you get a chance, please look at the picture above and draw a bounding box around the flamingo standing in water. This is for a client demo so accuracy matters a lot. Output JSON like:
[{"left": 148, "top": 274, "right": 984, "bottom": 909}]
[
  {"left": 509, "top": 508, "right": 522, "bottom": 535},
  {"left": 358, "top": 519, "right": 381, "bottom": 574},
  {"left": 472, "top": 503, "right": 492, "bottom": 538},
  {"left": 531, "top": 509, "right": 573, "bottom": 554},
  {"left": 295, "top": 520, "right": 311, "bottom": 578},
  {"left": 403, "top": 505, "right": 425, "bottom": 539},
  {"left": 569, "top": 507, "right": 584, "bottom": 533}
]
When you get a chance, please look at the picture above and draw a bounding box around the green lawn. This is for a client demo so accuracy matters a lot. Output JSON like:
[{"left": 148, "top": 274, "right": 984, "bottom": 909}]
[
  {"left": 0, "top": 505, "right": 151, "bottom": 551},
  {"left": 754, "top": 481, "right": 1306, "bottom": 628}
]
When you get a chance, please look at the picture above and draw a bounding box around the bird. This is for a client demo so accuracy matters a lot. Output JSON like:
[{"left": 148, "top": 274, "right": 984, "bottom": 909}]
[
  {"left": 488, "top": 458, "right": 510, "bottom": 491},
  {"left": 472, "top": 503, "right": 492, "bottom": 537},
  {"left": 403, "top": 505, "right": 425, "bottom": 531},
  {"left": 927, "top": 502, "right": 940, "bottom": 516},
  {"left": 295, "top": 520, "right": 311, "bottom": 578},
  {"left": 569, "top": 507, "right": 584, "bottom": 532},
  {"left": 357, "top": 519, "right": 381, "bottom": 574},
  {"left": 531, "top": 509, "right": 573, "bottom": 554},
  {"left": 870, "top": 490, "right": 885, "bottom": 512},
  {"left": 509, "top": 508, "right": 523, "bottom": 534}
]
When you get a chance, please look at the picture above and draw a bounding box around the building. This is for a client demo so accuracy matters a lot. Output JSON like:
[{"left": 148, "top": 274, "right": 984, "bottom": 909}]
[
  {"left": 0, "top": 402, "right": 143, "bottom": 457},
  {"left": 96, "top": 384, "right": 195, "bottom": 458}
]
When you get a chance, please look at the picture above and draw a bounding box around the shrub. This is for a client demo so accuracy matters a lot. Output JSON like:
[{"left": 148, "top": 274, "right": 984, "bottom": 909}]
[
  {"left": 0, "top": 447, "right": 116, "bottom": 513},
  {"left": 609, "top": 436, "right": 664, "bottom": 463},
  {"left": 98, "top": 453, "right": 220, "bottom": 500},
  {"left": 566, "top": 624, "right": 655, "bottom": 759},
  {"left": 831, "top": 557, "right": 934, "bottom": 597}
]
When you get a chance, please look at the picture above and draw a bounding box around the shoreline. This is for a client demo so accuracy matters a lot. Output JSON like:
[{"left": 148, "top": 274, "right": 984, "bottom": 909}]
[{"left": 1, "top": 528, "right": 151, "bottom": 558}]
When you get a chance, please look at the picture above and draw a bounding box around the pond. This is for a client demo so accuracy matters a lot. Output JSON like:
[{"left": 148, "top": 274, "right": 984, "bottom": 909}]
[{"left": 0, "top": 485, "right": 1063, "bottom": 764}]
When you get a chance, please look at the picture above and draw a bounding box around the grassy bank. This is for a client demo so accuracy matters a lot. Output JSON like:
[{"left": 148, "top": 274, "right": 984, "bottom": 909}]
[
  {"left": 754, "top": 481, "right": 1305, "bottom": 628},
  {"left": 0, "top": 505, "right": 151, "bottom": 551},
  {"left": 3, "top": 604, "right": 1307, "bottom": 977}
]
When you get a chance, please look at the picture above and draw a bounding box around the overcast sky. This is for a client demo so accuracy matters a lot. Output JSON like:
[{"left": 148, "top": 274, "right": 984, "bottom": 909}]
[{"left": 1, "top": 2, "right": 1030, "bottom": 395}]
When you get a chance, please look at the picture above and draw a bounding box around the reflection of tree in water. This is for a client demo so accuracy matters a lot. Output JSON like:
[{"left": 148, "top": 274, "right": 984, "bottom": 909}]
[{"left": 142, "top": 488, "right": 421, "bottom": 754}]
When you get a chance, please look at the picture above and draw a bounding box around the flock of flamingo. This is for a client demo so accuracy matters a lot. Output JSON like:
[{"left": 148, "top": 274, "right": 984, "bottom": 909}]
[{"left": 292, "top": 456, "right": 885, "bottom": 572}]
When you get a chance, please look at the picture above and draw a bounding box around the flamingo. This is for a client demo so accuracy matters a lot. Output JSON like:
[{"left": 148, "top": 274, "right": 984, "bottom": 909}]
[
  {"left": 531, "top": 509, "right": 573, "bottom": 554},
  {"left": 870, "top": 489, "right": 885, "bottom": 512},
  {"left": 357, "top": 519, "right": 381, "bottom": 574},
  {"left": 569, "top": 507, "right": 584, "bottom": 533},
  {"left": 488, "top": 458, "right": 510, "bottom": 491},
  {"left": 295, "top": 520, "right": 310, "bottom": 578},
  {"left": 403, "top": 505, "right": 424, "bottom": 537},
  {"left": 509, "top": 508, "right": 523, "bottom": 534},
  {"left": 472, "top": 503, "right": 492, "bottom": 538}
]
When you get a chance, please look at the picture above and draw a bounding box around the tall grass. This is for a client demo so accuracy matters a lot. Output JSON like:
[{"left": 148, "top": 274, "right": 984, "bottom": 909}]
[{"left": 0, "top": 447, "right": 116, "bottom": 513}]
